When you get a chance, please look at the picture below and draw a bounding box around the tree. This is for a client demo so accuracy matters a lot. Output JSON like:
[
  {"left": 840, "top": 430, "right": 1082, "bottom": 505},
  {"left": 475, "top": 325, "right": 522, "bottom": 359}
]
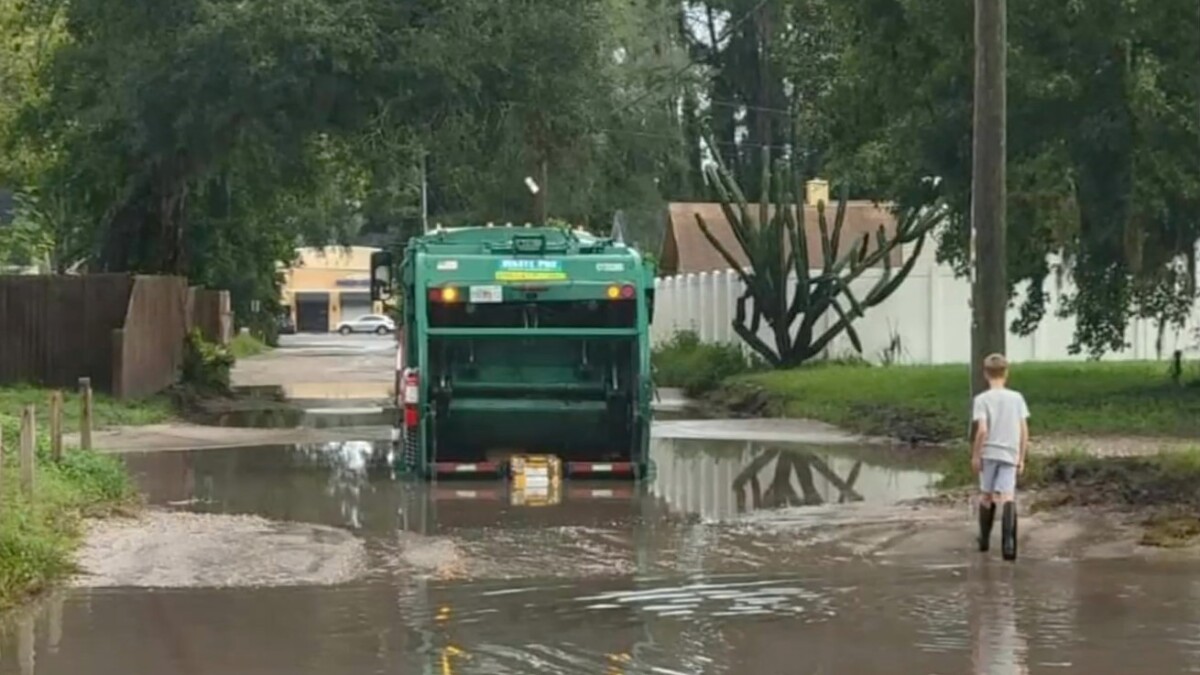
[
  {"left": 676, "top": 1, "right": 843, "bottom": 197},
  {"left": 3, "top": 0, "right": 691, "bottom": 330},
  {"left": 825, "top": 0, "right": 1200, "bottom": 358},
  {"left": 695, "top": 146, "right": 946, "bottom": 367},
  {"left": 14, "top": 0, "right": 383, "bottom": 275},
  {"left": 417, "top": 0, "right": 688, "bottom": 248}
]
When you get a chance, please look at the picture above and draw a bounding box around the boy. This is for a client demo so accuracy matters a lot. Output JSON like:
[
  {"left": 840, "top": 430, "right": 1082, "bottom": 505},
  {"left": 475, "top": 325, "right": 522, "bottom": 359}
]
[{"left": 972, "top": 353, "right": 1029, "bottom": 561}]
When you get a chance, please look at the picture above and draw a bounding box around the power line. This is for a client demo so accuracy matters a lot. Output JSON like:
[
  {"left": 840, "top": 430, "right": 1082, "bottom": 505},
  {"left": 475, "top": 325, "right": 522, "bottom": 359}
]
[
  {"left": 466, "top": 97, "right": 798, "bottom": 150},
  {"left": 598, "top": 126, "right": 795, "bottom": 151},
  {"left": 498, "top": 95, "right": 792, "bottom": 119},
  {"left": 706, "top": 99, "right": 794, "bottom": 117}
]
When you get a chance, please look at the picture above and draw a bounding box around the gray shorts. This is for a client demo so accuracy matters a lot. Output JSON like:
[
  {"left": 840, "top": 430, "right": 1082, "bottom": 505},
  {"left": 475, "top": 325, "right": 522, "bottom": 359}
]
[{"left": 979, "top": 459, "right": 1017, "bottom": 494}]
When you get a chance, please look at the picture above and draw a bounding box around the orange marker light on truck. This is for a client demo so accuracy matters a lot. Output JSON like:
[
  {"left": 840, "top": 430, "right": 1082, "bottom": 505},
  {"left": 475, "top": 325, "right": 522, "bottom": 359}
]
[
  {"left": 429, "top": 286, "right": 460, "bottom": 303},
  {"left": 606, "top": 285, "right": 621, "bottom": 299}
]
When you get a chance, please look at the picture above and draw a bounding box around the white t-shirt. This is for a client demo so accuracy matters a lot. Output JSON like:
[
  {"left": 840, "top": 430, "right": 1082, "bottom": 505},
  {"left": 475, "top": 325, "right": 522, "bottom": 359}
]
[{"left": 972, "top": 388, "right": 1029, "bottom": 464}]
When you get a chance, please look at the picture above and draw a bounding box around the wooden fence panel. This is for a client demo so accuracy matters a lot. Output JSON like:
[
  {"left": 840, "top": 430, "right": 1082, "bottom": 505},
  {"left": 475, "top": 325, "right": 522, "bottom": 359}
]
[
  {"left": 0, "top": 275, "right": 133, "bottom": 391},
  {"left": 113, "top": 276, "right": 190, "bottom": 398}
]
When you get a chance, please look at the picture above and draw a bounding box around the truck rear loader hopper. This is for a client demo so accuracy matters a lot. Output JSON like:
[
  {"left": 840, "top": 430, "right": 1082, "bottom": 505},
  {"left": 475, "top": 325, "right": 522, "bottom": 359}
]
[{"left": 371, "top": 225, "right": 656, "bottom": 480}]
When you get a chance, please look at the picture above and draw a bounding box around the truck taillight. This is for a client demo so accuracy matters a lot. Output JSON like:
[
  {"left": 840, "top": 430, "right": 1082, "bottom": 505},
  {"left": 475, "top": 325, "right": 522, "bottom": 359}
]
[
  {"left": 606, "top": 284, "right": 636, "bottom": 300},
  {"left": 429, "top": 286, "right": 459, "bottom": 303},
  {"left": 402, "top": 369, "right": 420, "bottom": 428}
]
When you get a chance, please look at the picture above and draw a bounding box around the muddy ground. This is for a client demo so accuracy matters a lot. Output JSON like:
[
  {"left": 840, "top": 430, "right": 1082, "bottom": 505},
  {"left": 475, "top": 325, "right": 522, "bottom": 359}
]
[{"left": 75, "top": 511, "right": 367, "bottom": 588}]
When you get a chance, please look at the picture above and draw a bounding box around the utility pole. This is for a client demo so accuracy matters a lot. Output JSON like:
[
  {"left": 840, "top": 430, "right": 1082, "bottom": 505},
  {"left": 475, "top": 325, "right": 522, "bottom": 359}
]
[
  {"left": 970, "top": 0, "right": 1007, "bottom": 405},
  {"left": 420, "top": 152, "right": 429, "bottom": 234},
  {"left": 536, "top": 159, "right": 548, "bottom": 224}
]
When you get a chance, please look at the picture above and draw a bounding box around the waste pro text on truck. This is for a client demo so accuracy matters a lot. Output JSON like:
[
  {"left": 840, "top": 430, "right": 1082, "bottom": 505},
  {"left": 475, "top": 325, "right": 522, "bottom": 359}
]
[{"left": 370, "top": 225, "right": 656, "bottom": 479}]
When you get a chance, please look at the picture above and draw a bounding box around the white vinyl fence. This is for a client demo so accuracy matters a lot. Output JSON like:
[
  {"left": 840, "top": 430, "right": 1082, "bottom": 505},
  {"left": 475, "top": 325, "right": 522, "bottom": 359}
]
[{"left": 651, "top": 244, "right": 1200, "bottom": 365}]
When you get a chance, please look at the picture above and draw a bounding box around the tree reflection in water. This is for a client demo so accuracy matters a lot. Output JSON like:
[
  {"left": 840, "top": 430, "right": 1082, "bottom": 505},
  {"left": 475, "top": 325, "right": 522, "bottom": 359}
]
[{"left": 732, "top": 448, "right": 864, "bottom": 513}]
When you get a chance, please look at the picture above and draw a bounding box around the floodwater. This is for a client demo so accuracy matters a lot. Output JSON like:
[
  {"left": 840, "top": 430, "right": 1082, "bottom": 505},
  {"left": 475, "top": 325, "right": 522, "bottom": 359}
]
[
  {"left": 2, "top": 438, "right": 1200, "bottom": 674},
  {"left": 191, "top": 406, "right": 393, "bottom": 429}
]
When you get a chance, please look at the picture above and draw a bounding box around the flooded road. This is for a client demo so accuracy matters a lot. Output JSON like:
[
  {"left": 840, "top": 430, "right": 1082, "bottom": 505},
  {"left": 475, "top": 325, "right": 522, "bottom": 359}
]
[{"left": 2, "top": 437, "right": 1199, "bottom": 674}]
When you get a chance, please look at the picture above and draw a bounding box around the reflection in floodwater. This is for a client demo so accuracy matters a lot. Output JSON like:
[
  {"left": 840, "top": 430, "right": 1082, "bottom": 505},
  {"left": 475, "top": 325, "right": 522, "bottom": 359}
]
[
  {"left": 3, "top": 437, "right": 1199, "bottom": 674},
  {"left": 188, "top": 406, "right": 392, "bottom": 429},
  {"left": 970, "top": 567, "right": 1030, "bottom": 675},
  {"left": 649, "top": 437, "right": 941, "bottom": 520}
]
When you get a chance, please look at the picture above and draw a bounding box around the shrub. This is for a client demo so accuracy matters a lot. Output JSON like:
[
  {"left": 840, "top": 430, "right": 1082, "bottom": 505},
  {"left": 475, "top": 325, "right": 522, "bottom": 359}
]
[
  {"left": 653, "top": 330, "right": 760, "bottom": 397},
  {"left": 0, "top": 424, "right": 135, "bottom": 609},
  {"left": 181, "top": 329, "right": 234, "bottom": 393},
  {"left": 229, "top": 332, "right": 270, "bottom": 359}
]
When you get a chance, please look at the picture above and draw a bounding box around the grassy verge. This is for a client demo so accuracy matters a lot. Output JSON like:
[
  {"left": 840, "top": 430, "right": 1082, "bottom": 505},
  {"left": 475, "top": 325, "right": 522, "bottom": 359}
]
[
  {"left": 727, "top": 361, "right": 1200, "bottom": 443},
  {"left": 0, "top": 385, "right": 174, "bottom": 431},
  {"left": 0, "top": 416, "right": 137, "bottom": 609},
  {"left": 229, "top": 332, "right": 271, "bottom": 359}
]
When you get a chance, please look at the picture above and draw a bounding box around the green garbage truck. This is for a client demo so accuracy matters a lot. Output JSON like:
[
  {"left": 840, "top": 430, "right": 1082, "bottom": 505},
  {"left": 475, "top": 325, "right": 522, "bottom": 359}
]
[{"left": 370, "top": 224, "right": 656, "bottom": 479}]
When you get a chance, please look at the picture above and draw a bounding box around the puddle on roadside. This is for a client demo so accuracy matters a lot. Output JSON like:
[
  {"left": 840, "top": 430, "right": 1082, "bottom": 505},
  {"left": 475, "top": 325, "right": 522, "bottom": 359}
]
[
  {"left": 118, "top": 436, "right": 944, "bottom": 532},
  {"left": 280, "top": 381, "right": 393, "bottom": 401},
  {"left": 188, "top": 406, "right": 394, "bottom": 429},
  {"left": 650, "top": 437, "right": 945, "bottom": 521}
]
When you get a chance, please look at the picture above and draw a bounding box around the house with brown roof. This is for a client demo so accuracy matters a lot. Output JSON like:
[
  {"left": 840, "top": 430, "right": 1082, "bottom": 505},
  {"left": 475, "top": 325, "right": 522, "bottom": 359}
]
[{"left": 658, "top": 180, "right": 903, "bottom": 276}]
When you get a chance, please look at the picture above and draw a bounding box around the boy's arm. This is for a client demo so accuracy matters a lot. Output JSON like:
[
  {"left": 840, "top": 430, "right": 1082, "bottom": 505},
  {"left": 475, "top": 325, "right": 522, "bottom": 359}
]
[
  {"left": 1019, "top": 419, "right": 1029, "bottom": 469},
  {"left": 1018, "top": 395, "right": 1030, "bottom": 469},
  {"left": 971, "top": 420, "right": 987, "bottom": 464},
  {"left": 971, "top": 396, "right": 987, "bottom": 471}
]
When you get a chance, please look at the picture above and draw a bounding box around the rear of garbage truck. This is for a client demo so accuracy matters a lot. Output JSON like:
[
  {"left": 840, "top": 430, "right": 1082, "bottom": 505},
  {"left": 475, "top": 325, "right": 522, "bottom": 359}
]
[{"left": 371, "top": 225, "right": 655, "bottom": 479}]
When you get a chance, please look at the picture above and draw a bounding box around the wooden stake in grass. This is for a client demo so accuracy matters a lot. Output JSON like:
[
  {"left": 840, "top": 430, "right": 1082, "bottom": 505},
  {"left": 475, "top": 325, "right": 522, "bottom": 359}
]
[
  {"left": 79, "top": 377, "right": 94, "bottom": 451},
  {"left": 50, "top": 390, "right": 64, "bottom": 462},
  {"left": 20, "top": 405, "right": 35, "bottom": 498}
]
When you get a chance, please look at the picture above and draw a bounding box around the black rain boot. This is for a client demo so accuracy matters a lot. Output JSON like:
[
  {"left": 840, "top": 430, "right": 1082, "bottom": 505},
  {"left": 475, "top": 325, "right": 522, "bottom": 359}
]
[
  {"left": 978, "top": 502, "right": 996, "bottom": 552},
  {"left": 1001, "top": 502, "right": 1018, "bottom": 561}
]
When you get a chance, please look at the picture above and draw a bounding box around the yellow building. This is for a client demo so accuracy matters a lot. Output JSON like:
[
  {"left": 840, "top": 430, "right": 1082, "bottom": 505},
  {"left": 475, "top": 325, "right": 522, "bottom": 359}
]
[{"left": 281, "top": 246, "right": 384, "bottom": 332}]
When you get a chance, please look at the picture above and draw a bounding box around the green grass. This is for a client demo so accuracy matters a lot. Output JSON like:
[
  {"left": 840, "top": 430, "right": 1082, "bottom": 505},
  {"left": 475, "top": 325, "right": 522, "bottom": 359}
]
[
  {"left": 0, "top": 385, "right": 173, "bottom": 431},
  {"left": 737, "top": 361, "right": 1200, "bottom": 442},
  {"left": 0, "top": 417, "right": 136, "bottom": 609},
  {"left": 229, "top": 332, "right": 271, "bottom": 359}
]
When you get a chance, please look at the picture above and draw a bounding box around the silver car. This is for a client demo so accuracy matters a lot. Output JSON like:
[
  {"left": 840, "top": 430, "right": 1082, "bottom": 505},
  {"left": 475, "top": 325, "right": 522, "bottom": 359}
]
[{"left": 335, "top": 314, "right": 395, "bottom": 335}]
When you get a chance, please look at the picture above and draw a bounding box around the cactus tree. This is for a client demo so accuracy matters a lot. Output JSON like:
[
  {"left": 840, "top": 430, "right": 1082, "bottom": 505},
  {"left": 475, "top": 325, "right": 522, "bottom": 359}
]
[{"left": 695, "top": 151, "right": 946, "bottom": 367}]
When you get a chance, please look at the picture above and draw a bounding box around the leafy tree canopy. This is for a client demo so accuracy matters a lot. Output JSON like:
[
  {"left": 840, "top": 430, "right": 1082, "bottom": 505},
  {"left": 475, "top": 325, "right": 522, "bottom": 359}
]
[
  {"left": 825, "top": 0, "right": 1200, "bottom": 356},
  {"left": 1, "top": 0, "right": 688, "bottom": 325}
]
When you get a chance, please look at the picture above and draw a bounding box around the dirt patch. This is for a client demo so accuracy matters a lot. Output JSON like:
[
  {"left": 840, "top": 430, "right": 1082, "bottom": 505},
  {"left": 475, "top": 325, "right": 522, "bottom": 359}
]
[
  {"left": 845, "top": 403, "right": 955, "bottom": 445},
  {"left": 700, "top": 382, "right": 780, "bottom": 418},
  {"left": 1139, "top": 514, "right": 1200, "bottom": 548},
  {"left": 1033, "top": 435, "right": 1198, "bottom": 458},
  {"left": 73, "top": 510, "right": 367, "bottom": 588},
  {"left": 1034, "top": 454, "right": 1200, "bottom": 508}
]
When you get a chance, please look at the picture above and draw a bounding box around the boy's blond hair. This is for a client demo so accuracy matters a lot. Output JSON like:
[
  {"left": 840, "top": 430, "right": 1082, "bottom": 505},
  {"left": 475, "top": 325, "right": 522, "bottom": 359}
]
[{"left": 983, "top": 353, "right": 1008, "bottom": 380}]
